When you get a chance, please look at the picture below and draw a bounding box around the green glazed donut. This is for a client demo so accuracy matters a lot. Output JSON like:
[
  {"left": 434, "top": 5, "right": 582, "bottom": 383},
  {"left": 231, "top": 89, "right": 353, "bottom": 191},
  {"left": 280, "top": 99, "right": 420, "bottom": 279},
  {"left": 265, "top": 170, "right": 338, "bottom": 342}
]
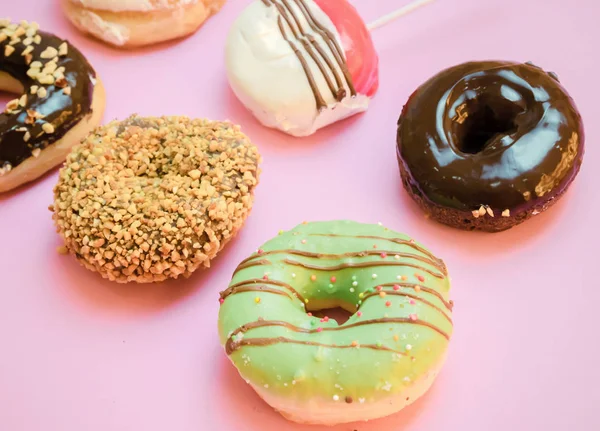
[{"left": 218, "top": 221, "right": 453, "bottom": 425}]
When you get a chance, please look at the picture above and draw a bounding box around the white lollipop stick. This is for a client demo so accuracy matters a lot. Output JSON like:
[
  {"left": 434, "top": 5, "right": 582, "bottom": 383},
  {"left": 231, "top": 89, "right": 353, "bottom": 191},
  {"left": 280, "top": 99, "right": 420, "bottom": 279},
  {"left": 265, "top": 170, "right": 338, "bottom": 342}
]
[{"left": 367, "top": 0, "right": 435, "bottom": 31}]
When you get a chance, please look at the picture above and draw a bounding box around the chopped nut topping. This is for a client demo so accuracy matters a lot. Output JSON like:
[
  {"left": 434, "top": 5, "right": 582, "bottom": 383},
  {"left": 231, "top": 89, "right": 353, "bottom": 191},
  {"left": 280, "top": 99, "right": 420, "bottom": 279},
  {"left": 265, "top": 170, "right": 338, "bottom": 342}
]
[
  {"left": 58, "top": 42, "right": 68, "bottom": 56},
  {"left": 21, "top": 45, "right": 33, "bottom": 56},
  {"left": 0, "top": 33, "right": 6, "bottom": 43},
  {"left": 25, "top": 27, "right": 36, "bottom": 38},
  {"left": 43, "top": 62, "right": 57, "bottom": 74},
  {"left": 24, "top": 53, "right": 32, "bottom": 64},
  {"left": 486, "top": 207, "right": 494, "bottom": 217},
  {"left": 4, "top": 45, "right": 14, "bottom": 56},
  {"left": 13, "top": 26, "right": 25, "bottom": 37},
  {"left": 5, "top": 99, "right": 19, "bottom": 112},
  {"left": 18, "top": 94, "right": 27, "bottom": 107},
  {"left": 36, "top": 87, "right": 47, "bottom": 98},
  {"left": 33, "top": 34, "right": 41, "bottom": 44},
  {"left": 31, "top": 148, "right": 41, "bottom": 157},
  {"left": 478, "top": 205, "right": 486, "bottom": 216},
  {"left": 42, "top": 122, "right": 55, "bottom": 134},
  {"left": 29, "top": 60, "right": 42, "bottom": 69},
  {"left": 37, "top": 74, "right": 55, "bottom": 85},
  {"left": 40, "top": 46, "right": 58, "bottom": 59},
  {"left": 471, "top": 210, "right": 480, "bottom": 219},
  {"left": 51, "top": 116, "right": 261, "bottom": 283},
  {"left": 22, "top": 36, "right": 32, "bottom": 45},
  {"left": 30, "top": 85, "right": 39, "bottom": 94},
  {"left": 55, "top": 77, "right": 68, "bottom": 88},
  {"left": 23, "top": 131, "right": 31, "bottom": 142},
  {"left": 9, "top": 37, "right": 21, "bottom": 46},
  {"left": 26, "top": 67, "right": 40, "bottom": 79},
  {"left": 0, "top": 18, "right": 11, "bottom": 27},
  {"left": 62, "top": 86, "right": 71, "bottom": 95},
  {"left": 501, "top": 209, "right": 510, "bottom": 217}
]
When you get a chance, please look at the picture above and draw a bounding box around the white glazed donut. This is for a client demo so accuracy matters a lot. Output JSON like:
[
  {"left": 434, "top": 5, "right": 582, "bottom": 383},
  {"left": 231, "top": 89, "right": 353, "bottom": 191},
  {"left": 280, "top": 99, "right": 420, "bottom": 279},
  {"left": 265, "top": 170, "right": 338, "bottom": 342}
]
[
  {"left": 226, "top": 0, "right": 379, "bottom": 137},
  {"left": 61, "top": 0, "right": 226, "bottom": 48}
]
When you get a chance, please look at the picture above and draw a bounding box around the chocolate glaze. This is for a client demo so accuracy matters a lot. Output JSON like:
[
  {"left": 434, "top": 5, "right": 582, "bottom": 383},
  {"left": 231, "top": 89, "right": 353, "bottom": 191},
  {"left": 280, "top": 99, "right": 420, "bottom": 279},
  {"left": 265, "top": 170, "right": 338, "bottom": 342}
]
[
  {"left": 0, "top": 23, "right": 97, "bottom": 170},
  {"left": 226, "top": 316, "right": 450, "bottom": 354},
  {"left": 397, "top": 61, "right": 584, "bottom": 213}
]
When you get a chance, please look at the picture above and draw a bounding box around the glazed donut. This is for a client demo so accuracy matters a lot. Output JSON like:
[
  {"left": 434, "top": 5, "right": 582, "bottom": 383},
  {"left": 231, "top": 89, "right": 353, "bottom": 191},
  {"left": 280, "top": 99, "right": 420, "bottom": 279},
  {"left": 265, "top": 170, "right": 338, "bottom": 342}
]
[
  {"left": 51, "top": 115, "right": 261, "bottom": 283},
  {"left": 218, "top": 221, "right": 453, "bottom": 425},
  {"left": 0, "top": 19, "right": 105, "bottom": 193},
  {"left": 226, "top": 0, "right": 378, "bottom": 137},
  {"left": 397, "top": 61, "right": 584, "bottom": 232},
  {"left": 61, "top": 0, "right": 226, "bottom": 48}
]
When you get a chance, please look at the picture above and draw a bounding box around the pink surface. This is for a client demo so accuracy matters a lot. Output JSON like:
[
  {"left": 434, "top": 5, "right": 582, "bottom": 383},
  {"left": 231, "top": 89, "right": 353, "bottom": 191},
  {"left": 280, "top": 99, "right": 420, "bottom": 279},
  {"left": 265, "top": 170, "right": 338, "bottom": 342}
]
[{"left": 0, "top": 0, "right": 598, "bottom": 430}]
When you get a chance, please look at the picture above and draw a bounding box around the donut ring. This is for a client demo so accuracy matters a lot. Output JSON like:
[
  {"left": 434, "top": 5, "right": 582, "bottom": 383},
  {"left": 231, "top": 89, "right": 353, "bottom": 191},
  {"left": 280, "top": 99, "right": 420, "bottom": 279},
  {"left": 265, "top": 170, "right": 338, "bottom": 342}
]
[
  {"left": 397, "top": 61, "right": 584, "bottom": 232},
  {"left": 218, "top": 221, "right": 453, "bottom": 425},
  {"left": 51, "top": 115, "right": 261, "bottom": 283},
  {"left": 61, "top": 0, "right": 227, "bottom": 48},
  {"left": 0, "top": 19, "right": 105, "bottom": 193}
]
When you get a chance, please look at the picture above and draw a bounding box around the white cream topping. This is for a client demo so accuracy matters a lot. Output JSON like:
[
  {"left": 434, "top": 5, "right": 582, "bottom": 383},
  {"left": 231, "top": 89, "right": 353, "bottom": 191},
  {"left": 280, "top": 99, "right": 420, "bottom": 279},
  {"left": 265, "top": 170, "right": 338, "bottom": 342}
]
[{"left": 225, "top": 0, "right": 370, "bottom": 137}]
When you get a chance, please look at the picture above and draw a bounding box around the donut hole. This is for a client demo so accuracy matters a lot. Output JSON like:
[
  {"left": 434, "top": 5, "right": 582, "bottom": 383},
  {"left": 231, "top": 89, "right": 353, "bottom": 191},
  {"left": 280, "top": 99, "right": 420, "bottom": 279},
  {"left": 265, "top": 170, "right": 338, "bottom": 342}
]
[
  {"left": 455, "top": 102, "right": 521, "bottom": 154},
  {"left": 310, "top": 307, "right": 353, "bottom": 325},
  {"left": 306, "top": 299, "right": 356, "bottom": 325}
]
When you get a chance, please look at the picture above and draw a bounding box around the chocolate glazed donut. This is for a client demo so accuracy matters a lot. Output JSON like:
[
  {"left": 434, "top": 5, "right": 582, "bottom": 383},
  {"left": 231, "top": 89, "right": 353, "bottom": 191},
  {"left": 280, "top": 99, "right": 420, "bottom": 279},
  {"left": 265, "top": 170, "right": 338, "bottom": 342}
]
[
  {"left": 397, "top": 61, "right": 584, "bottom": 232},
  {"left": 0, "top": 19, "right": 105, "bottom": 193}
]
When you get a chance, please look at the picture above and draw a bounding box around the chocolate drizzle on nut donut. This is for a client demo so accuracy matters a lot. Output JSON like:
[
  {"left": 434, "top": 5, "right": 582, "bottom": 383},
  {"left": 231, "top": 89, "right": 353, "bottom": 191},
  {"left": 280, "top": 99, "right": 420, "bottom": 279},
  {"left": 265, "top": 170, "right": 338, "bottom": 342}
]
[
  {"left": 0, "top": 19, "right": 97, "bottom": 175},
  {"left": 397, "top": 61, "right": 584, "bottom": 230}
]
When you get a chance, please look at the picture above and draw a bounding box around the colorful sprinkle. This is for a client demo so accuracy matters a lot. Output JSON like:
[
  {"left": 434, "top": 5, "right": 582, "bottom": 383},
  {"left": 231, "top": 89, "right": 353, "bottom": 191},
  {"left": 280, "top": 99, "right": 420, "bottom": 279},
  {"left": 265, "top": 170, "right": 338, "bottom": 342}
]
[
  {"left": 328, "top": 283, "right": 334, "bottom": 288},
  {"left": 394, "top": 254, "right": 400, "bottom": 260},
  {"left": 409, "top": 314, "right": 418, "bottom": 321},
  {"left": 352, "top": 281, "right": 358, "bottom": 287},
  {"left": 310, "top": 275, "right": 317, "bottom": 282},
  {"left": 380, "top": 252, "right": 387, "bottom": 258},
  {"left": 350, "top": 288, "right": 355, "bottom": 293},
  {"left": 316, "top": 327, "right": 323, "bottom": 332},
  {"left": 401, "top": 275, "right": 408, "bottom": 281},
  {"left": 372, "top": 274, "right": 378, "bottom": 279},
  {"left": 406, "top": 344, "right": 413, "bottom": 351},
  {"left": 351, "top": 340, "right": 359, "bottom": 347},
  {"left": 393, "top": 284, "right": 401, "bottom": 291},
  {"left": 373, "top": 244, "right": 378, "bottom": 249},
  {"left": 376, "top": 286, "right": 383, "bottom": 291},
  {"left": 278, "top": 230, "right": 284, "bottom": 235},
  {"left": 333, "top": 394, "right": 339, "bottom": 401},
  {"left": 415, "top": 285, "right": 421, "bottom": 292},
  {"left": 263, "top": 274, "right": 269, "bottom": 280},
  {"left": 357, "top": 311, "right": 362, "bottom": 317},
  {"left": 393, "top": 335, "right": 399, "bottom": 341},
  {"left": 257, "top": 249, "right": 264, "bottom": 254},
  {"left": 376, "top": 341, "right": 382, "bottom": 347},
  {"left": 409, "top": 299, "right": 416, "bottom": 305},
  {"left": 291, "top": 273, "right": 296, "bottom": 278},
  {"left": 359, "top": 292, "right": 364, "bottom": 299},
  {"left": 351, "top": 275, "right": 357, "bottom": 281},
  {"left": 330, "top": 276, "right": 336, "bottom": 283},
  {"left": 385, "top": 301, "right": 392, "bottom": 307},
  {"left": 219, "top": 298, "right": 224, "bottom": 304},
  {"left": 416, "top": 274, "right": 425, "bottom": 282},
  {"left": 301, "top": 239, "right": 307, "bottom": 244},
  {"left": 305, "top": 299, "right": 309, "bottom": 304},
  {"left": 379, "top": 292, "right": 386, "bottom": 298},
  {"left": 345, "top": 396, "right": 353, "bottom": 404},
  {"left": 254, "top": 297, "right": 261, "bottom": 303}
]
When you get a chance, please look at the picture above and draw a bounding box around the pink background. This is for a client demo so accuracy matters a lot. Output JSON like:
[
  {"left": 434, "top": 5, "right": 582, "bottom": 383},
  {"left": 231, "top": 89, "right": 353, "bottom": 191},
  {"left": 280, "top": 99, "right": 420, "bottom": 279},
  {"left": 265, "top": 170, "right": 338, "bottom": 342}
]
[{"left": 1, "top": 0, "right": 599, "bottom": 429}]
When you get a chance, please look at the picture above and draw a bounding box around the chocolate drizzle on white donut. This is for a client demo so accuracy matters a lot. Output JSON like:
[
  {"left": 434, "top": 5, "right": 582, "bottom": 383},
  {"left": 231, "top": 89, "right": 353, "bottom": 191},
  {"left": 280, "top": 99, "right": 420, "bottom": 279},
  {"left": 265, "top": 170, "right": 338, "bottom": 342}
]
[{"left": 260, "top": 0, "right": 356, "bottom": 110}]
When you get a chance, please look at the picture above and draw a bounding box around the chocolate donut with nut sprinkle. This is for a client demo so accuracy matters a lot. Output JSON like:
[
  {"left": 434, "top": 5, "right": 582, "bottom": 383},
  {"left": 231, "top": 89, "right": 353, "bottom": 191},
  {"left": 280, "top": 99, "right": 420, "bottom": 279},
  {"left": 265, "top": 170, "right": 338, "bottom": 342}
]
[
  {"left": 51, "top": 115, "right": 261, "bottom": 283},
  {"left": 0, "top": 19, "right": 105, "bottom": 193}
]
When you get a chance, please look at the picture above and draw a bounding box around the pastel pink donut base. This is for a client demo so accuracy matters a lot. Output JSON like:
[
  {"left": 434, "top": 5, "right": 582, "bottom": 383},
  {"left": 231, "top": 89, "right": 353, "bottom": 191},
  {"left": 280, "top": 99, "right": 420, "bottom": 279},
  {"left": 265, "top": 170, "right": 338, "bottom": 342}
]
[{"left": 314, "top": 0, "right": 379, "bottom": 97}]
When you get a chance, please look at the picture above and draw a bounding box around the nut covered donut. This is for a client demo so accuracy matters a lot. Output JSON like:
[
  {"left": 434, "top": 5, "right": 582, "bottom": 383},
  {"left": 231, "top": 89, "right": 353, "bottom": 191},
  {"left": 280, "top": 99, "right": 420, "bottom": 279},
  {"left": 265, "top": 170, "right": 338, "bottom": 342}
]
[
  {"left": 397, "top": 61, "right": 584, "bottom": 232},
  {"left": 52, "top": 115, "right": 261, "bottom": 283},
  {"left": 218, "top": 221, "right": 453, "bottom": 425},
  {"left": 0, "top": 19, "right": 105, "bottom": 193}
]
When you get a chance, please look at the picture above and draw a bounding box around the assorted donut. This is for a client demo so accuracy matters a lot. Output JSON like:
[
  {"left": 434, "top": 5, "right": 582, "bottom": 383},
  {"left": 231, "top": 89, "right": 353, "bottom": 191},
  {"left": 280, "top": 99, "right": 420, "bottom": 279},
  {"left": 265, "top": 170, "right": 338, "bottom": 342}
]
[
  {"left": 219, "top": 221, "right": 452, "bottom": 425},
  {"left": 0, "top": 19, "right": 105, "bottom": 192},
  {"left": 1, "top": 0, "right": 586, "bottom": 427}
]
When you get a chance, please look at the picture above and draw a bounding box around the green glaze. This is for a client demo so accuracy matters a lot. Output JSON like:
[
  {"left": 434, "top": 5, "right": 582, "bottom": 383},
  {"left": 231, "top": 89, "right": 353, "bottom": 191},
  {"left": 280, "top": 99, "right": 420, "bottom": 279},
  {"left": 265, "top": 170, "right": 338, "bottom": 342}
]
[{"left": 218, "top": 220, "right": 453, "bottom": 404}]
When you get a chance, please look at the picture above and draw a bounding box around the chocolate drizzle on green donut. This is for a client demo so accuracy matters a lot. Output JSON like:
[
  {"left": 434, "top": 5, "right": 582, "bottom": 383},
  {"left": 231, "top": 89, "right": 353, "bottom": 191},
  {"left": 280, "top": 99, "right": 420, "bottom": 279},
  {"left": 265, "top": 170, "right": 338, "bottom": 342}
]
[
  {"left": 225, "top": 317, "right": 451, "bottom": 355},
  {"left": 0, "top": 20, "right": 98, "bottom": 172}
]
